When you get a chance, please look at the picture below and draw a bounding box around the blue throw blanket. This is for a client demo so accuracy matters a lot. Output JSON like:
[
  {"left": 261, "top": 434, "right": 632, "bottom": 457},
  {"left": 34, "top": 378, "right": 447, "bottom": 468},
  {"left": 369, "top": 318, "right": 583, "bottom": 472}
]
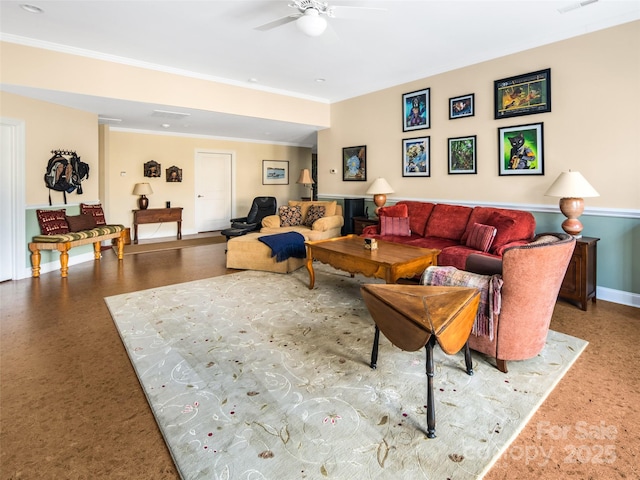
[{"left": 258, "top": 232, "right": 306, "bottom": 262}]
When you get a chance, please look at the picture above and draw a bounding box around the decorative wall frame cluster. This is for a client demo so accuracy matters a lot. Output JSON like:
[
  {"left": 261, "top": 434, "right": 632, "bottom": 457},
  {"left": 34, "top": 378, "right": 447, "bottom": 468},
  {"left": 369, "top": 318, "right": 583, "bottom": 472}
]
[
  {"left": 144, "top": 160, "right": 161, "bottom": 178},
  {"left": 262, "top": 160, "right": 289, "bottom": 185},
  {"left": 166, "top": 165, "right": 183, "bottom": 182}
]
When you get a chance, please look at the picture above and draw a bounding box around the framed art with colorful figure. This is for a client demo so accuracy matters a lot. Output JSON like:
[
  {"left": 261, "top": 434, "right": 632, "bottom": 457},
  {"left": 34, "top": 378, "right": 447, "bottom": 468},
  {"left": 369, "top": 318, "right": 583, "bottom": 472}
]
[
  {"left": 402, "top": 88, "right": 430, "bottom": 131},
  {"left": 402, "top": 136, "right": 430, "bottom": 177},
  {"left": 448, "top": 135, "right": 477, "bottom": 174},
  {"left": 449, "top": 93, "right": 474, "bottom": 119},
  {"left": 494, "top": 68, "right": 551, "bottom": 119},
  {"left": 342, "top": 145, "right": 367, "bottom": 181},
  {"left": 498, "top": 123, "right": 544, "bottom": 176}
]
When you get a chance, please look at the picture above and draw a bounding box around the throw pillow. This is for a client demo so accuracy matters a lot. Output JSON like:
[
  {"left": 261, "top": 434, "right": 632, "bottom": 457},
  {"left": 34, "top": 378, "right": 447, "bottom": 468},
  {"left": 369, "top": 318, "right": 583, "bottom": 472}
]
[
  {"left": 66, "top": 214, "right": 97, "bottom": 232},
  {"left": 465, "top": 223, "right": 497, "bottom": 253},
  {"left": 485, "top": 211, "right": 517, "bottom": 251},
  {"left": 380, "top": 216, "right": 411, "bottom": 236},
  {"left": 288, "top": 200, "right": 337, "bottom": 219},
  {"left": 80, "top": 203, "right": 106, "bottom": 225},
  {"left": 36, "top": 209, "right": 69, "bottom": 235},
  {"left": 278, "top": 205, "right": 303, "bottom": 227},
  {"left": 303, "top": 204, "right": 325, "bottom": 227},
  {"left": 378, "top": 203, "right": 408, "bottom": 218}
]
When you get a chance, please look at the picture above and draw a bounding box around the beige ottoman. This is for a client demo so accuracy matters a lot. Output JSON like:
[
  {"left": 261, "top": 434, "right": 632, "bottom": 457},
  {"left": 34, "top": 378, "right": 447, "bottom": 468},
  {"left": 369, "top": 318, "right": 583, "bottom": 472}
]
[{"left": 226, "top": 232, "right": 306, "bottom": 273}]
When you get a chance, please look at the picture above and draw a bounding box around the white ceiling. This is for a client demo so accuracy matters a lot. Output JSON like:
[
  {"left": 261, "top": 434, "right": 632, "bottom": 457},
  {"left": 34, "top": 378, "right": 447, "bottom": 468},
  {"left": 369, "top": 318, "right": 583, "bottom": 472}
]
[{"left": 1, "top": 0, "right": 639, "bottom": 148}]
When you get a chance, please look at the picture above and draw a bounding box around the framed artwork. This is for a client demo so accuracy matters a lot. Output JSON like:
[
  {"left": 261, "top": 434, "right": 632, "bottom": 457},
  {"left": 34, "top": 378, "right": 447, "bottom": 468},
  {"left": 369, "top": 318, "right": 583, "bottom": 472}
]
[
  {"left": 494, "top": 68, "right": 551, "bottom": 119},
  {"left": 449, "top": 93, "right": 474, "bottom": 119},
  {"left": 262, "top": 160, "right": 289, "bottom": 185},
  {"left": 448, "top": 136, "right": 477, "bottom": 174},
  {"left": 144, "top": 160, "right": 161, "bottom": 177},
  {"left": 342, "top": 146, "right": 367, "bottom": 181},
  {"left": 402, "top": 137, "right": 430, "bottom": 177},
  {"left": 498, "top": 123, "right": 544, "bottom": 176},
  {"left": 402, "top": 88, "right": 430, "bottom": 131},
  {"left": 166, "top": 165, "right": 182, "bottom": 182}
]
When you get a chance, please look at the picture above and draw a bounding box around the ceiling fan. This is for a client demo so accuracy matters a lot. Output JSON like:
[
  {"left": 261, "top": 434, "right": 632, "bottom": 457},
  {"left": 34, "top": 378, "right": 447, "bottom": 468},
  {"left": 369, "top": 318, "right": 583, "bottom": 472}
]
[{"left": 255, "top": 0, "right": 385, "bottom": 37}]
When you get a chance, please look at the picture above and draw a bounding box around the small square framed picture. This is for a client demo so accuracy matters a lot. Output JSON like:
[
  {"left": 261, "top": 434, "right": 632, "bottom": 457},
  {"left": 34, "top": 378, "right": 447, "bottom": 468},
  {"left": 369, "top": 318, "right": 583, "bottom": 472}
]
[
  {"left": 449, "top": 94, "right": 474, "bottom": 119},
  {"left": 402, "top": 136, "right": 430, "bottom": 177},
  {"left": 448, "top": 136, "right": 477, "bottom": 174}
]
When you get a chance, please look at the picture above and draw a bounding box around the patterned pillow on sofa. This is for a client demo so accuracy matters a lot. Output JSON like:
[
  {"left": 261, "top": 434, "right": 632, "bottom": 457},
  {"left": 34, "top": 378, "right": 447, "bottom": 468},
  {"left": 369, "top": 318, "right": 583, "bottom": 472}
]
[
  {"left": 80, "top": 203, "right": 107, "bottom": 225},
  {"left": 303, "top": 205, "right": 325, "bottom": 227},
  {"left": 465, "top": 223, "right": 497, "bottom": 253},
  {"left": 279, "top": 205, "right": 303, "bottom": 227}
]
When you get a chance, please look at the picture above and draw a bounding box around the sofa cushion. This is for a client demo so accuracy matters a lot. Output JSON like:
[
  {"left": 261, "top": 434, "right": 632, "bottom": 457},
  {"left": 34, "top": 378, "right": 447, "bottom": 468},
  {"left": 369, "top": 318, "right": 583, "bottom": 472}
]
[
  {"left": 407, "top": 236, "right": 459, "bottom": 250},
  {"left": 398, "top": 201, "right": 435, "bottom": 237},
  {"left": 279, "top": 205, "right": 303, "bottom": 227},
  {"left": 423, "top": 204, "right": 472, "bottom": 241},
  {"left": 288, "top": 200, "right": 337, "bottom": 219},
  {"left": 380, "top": 216, "right": 411, "bottom": 236},
  {"left": 66, "top": 214, "right": 97, "bottom": 232},
  {"left": 303, "top": 205, "right": 325, "bottom": 227},
  {"left": 36, "top": 209, "right": 69, "bottom": 235},
  {"left": 378, "top": 203, "right": 408, "bottom": 218},
  {"left": 80, "top": 203, "right": 106, "bottom": 226},
  {"left": 465, "top": 223, "right": 497, "bottom": 253},
  {"left": 461, "top": 207, "right": 536, "bottom": 252}
]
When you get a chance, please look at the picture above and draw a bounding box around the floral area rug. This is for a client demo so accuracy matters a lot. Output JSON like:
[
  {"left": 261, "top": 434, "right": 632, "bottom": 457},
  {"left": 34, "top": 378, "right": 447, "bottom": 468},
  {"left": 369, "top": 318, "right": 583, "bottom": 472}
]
[{"left": 104, "top": 263, "right": 587, "bottom": 479}]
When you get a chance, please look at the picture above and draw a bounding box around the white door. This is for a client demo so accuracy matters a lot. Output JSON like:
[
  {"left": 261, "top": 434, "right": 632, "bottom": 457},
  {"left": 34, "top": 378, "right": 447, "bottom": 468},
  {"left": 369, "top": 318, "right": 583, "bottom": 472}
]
[
  {"left": 195, "top": 151, "right": 232, "bottom": 232},
  {"left": 0, "top": 123, "right": 14, "bottom": 281}
]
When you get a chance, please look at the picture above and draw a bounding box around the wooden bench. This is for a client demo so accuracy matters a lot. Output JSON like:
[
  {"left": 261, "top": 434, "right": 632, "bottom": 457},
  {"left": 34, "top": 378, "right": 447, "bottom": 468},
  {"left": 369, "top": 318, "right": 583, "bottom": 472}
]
[{"left": 29, "top": 225, "right": 126, "bottom": 278}]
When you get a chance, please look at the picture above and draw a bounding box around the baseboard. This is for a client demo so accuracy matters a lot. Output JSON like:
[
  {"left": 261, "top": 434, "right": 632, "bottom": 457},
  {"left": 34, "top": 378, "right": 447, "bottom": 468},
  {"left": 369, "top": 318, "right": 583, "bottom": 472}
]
[{"left": 597, "top": 287, "right": 640, "bottom": 309}]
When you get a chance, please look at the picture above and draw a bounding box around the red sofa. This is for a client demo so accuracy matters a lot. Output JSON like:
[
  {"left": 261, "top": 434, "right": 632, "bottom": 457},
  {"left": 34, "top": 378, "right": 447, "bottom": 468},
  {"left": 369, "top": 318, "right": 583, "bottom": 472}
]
[{"left": 361, "top": 200, "right": 536, "bottom": 269}]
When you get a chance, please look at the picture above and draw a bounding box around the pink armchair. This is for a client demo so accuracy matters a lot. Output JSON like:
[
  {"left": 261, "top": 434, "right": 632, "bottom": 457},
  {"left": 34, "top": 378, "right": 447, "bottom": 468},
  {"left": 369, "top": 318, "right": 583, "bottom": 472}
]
[{"left": 424, "top": 232, "right": 576, "bottom": 373}]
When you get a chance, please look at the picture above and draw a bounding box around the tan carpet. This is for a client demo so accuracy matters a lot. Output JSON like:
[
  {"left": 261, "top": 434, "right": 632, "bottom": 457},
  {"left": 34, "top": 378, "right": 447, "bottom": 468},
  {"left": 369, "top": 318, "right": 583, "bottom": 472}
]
[
  {"left": 116, "top": 235, "right": 226, "bottom": 255},
  {"left": 105, "top": 264, "right": 587, "bottom": 479}
]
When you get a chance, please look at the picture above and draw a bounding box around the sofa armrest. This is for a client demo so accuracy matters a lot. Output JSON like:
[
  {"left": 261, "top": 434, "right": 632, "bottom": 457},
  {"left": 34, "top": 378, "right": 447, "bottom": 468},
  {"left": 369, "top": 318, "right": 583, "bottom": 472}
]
[
  {"left": 312, "top": 215, "right": 344, "bottom": 232},
  {"left": 362, "top": 224, "right": 379, "bottom": 235},
  {"left": 465, "top": 254, "right": 503, "bottom": 276},
  {"left": 230, "top": 216, "right": 248, "bottom": 223},
  {"left": 261, "top": 214, "right": 281, "bottom": 229}
]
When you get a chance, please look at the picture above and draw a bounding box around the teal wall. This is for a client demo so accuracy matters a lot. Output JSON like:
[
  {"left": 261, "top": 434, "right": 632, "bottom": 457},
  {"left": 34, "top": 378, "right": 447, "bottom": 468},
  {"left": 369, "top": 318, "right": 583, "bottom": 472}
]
[{"left": 332, "top": 197, "right": 639, "bottom": 296}]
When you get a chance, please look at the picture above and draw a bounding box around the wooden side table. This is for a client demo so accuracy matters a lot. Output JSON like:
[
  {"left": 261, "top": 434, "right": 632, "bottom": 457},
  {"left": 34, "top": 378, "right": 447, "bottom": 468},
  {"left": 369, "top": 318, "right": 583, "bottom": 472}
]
[
  {"left": 353, "top": 216, "right": 378, "bottom": 235},
  {"left": 132, "top": 207, "right": 183, "bottom": 244},
  {"left": 559, "top": 236, "right": 599, "bottom": 311}
]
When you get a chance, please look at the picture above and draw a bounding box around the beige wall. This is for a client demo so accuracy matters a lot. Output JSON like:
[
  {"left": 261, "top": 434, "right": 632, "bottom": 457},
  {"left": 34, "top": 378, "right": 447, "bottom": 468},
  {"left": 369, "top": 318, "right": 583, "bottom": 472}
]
[
  {"left": 0, "top": 41, "right": 330, "bottom": 128},
  {"left": 318, "top": 21, "right": 640, "bottom": 211},
  {"left": 107, "top": 130, "right": 311, "bottom": 237},
  {"left": 0, "top": 91, "right": 100, "bottom": 205}
]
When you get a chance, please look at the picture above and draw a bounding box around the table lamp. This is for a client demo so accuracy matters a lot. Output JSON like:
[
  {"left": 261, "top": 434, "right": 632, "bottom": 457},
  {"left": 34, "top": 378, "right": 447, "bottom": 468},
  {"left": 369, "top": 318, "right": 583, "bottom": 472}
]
[
  {"left": 132, "top": 182, "right": 153, "bottom": 210},
  {"left": 544, "top": 170, "right": 599, "bottom": 237},
  {"left": 296, "top": 168, "right": 315, "bottom": 201},
  {"left": 366, "top": 177, "right": 394, "bottom": 215}
]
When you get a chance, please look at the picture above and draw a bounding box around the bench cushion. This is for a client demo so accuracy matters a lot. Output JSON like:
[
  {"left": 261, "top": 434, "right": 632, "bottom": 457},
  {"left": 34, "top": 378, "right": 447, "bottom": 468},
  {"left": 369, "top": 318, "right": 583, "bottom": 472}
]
[{"left": 32, "top": 224, "right": 124, "bottom": 243}]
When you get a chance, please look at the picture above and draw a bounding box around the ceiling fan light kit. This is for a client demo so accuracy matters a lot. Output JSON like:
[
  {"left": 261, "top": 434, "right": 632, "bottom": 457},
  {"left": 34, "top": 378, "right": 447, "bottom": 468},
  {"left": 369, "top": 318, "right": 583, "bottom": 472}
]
[{"left": 296, "top": 8, "right": 327, "bottom": 36}]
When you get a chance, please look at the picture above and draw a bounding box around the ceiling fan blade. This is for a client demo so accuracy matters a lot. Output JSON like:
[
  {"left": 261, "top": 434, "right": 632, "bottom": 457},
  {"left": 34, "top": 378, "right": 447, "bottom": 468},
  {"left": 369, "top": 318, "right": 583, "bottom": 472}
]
[{"left": 254, "top": 14, "right": 301, "bottom": 31}]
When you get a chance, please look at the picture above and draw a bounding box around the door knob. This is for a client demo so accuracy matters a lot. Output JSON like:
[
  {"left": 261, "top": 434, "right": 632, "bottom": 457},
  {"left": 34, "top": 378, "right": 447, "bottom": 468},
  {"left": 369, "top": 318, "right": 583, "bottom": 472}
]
[{"left": 197, "top": 195, "right": 204, "bottom": 198}]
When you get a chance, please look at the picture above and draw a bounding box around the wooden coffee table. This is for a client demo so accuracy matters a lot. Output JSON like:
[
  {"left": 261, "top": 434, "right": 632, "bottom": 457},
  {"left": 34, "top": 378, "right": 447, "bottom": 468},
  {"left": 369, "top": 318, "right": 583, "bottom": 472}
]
[{"left": 304, "top": 235, "right": 440, "bottom": 289}]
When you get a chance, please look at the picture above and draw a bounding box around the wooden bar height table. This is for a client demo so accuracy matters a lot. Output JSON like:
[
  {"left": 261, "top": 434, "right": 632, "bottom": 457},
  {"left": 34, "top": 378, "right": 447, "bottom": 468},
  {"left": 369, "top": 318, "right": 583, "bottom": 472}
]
[{"left": 132, "top": 207, "right": 183, "bottom": 244}]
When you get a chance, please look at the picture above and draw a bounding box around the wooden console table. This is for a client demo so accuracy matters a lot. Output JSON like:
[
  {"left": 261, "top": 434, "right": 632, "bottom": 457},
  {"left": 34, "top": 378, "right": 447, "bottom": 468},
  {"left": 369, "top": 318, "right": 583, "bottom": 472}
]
[
  {"left": 132, "top": 208, "right": 183, "bottom": 244},
  {"left": 559, "top": 236, "right": 599, "bottom": 311}
]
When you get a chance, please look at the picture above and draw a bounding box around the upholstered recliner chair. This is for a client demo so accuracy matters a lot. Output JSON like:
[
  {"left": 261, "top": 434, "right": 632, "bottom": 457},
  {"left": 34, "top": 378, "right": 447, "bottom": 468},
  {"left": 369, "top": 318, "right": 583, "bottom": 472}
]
[
  {"left": 423, "top": 232, "right": 576, "bottom": 373},
  {"left": 221, "top": 197, "right": 277, "bottom": 241}
]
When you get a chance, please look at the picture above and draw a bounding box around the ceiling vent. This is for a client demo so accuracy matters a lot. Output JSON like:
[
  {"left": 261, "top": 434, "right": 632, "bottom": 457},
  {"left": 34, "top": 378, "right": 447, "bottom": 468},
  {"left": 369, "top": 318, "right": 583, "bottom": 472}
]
[
  {"left": 151, "top": 109, "right": 191, "bottom": 120},
  {"left": 558, "top": 0, "right": 598, "bottom": 14}
]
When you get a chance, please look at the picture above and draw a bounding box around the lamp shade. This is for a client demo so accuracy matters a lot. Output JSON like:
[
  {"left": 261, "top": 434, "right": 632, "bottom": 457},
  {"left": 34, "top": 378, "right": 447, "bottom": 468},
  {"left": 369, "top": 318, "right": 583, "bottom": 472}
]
[
  {"left": 296, "top": 169, "right": 315, "bottom": 185},
  {"left": 366, "top": 177, "right": 394, "bottom": 195},
  {"left": 544, "top": 171, "right": 599, "bottom": 198},
  {"left": 296, "top": 9, "right": 327, "bottom": 36},
  {"left": 132, "top": 182, "right": 153, "bottom": 196}
]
